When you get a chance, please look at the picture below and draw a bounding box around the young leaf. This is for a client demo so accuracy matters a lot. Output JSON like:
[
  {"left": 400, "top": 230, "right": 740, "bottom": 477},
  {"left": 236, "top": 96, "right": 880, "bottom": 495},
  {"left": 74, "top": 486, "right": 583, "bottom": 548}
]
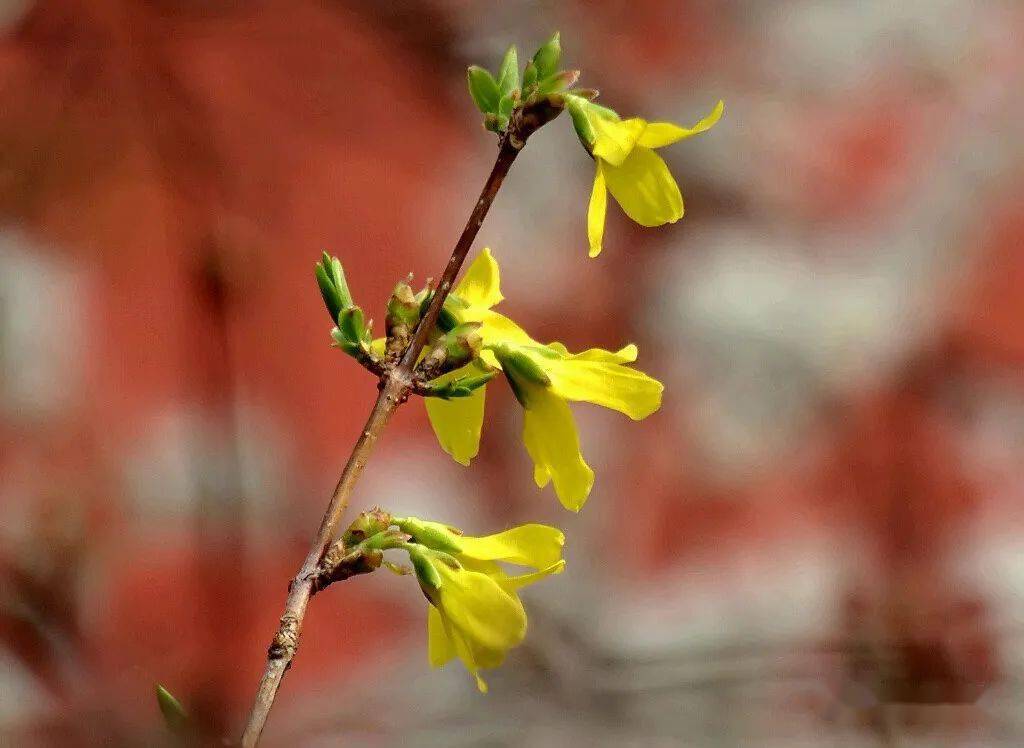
[
  {"left": 531, "top": 32, "right": 561, "bottom": 80},
  {"left": 537, "top": 69, "right": 580, "bottom": 96},
  {"left": 466, "top": 65, "right": 500, "bottom": 114},
  {"left": 155, "top": 684, "right": 188, "bottom": 735},
  {"left": 522, "top": 60, "right": 538, "bottom": 92},
  {"left": 497, "top": 45, "right": 519, "bottom": 97}
]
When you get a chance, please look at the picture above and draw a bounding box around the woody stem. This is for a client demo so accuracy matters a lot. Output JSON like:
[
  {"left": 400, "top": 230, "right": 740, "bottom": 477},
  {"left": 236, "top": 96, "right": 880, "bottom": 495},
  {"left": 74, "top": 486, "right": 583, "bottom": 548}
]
[{"left": 239, "top": 132, "right": 524, "bottom": 747}]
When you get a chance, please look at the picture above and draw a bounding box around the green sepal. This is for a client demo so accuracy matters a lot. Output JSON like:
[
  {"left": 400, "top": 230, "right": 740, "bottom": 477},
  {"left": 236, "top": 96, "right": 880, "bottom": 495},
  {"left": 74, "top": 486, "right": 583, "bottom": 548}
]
[
  {"left": 406, "top": 544, "right": 443, "bottom": 593},
  {"left": 155, "top": 684, "right": 188, "bottom": 735},
  {"left": 531, "top": 31, "right": 561, "bottom": 79},
  {"left": 397, "top": 517, "right": 464, "bottom": 554},
  {"left": 467, "top": 65, "right": 500, "bottom": 114},
  {"left": 496, "top": 45, "right": 519, "bottom": 98},
  {"left": 537, "top": 69, "right": 579, "bottom": 96},
  {"left": 315, "top": 253, "right": 353, "bottom": 324}
]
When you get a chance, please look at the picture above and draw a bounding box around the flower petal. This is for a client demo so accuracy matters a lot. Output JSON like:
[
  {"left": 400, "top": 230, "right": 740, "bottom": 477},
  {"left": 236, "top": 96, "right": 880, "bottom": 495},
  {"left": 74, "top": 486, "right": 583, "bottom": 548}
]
[
  {"left": 427, "top": 604, "right": 456, "bottom": 667},
  {"left": 587, "top": 162, "right": 608, "bottom": 258},
  {"left": 520, "top": 384, "right": 594, "bottom": 511},
  {"left": 498, "top": 559, "right": 566, "bottom": 592},
  {"left": 637, "top": 100, "right": 724, "bottom": 149},
  {"left": 591, "top": 116, "right": 647, "bottom": 166},
  {"left": 424, "top": 365, "right": 486, "bottom": 466},
  {"left": 457, "top": 525, "right": 565, "bottom": 569},
  {"left": 436, "top": 564, "right": 526, "bottom": 672},
  {"left": 454, "top": 247, "right": 503, "bottom": 309},
  {"left": 545, "top": 356, "right": 664, "bottom": 420},
  {"left": 604, "top": 146, "right": 683, "bottom": 227}
]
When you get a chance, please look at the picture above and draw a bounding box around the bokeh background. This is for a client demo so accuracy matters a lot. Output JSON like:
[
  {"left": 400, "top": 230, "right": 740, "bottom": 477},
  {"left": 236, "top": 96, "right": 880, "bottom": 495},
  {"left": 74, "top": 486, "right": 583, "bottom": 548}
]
[{"left": 3, "top": 0, "right": 1024, "bottom": 745}]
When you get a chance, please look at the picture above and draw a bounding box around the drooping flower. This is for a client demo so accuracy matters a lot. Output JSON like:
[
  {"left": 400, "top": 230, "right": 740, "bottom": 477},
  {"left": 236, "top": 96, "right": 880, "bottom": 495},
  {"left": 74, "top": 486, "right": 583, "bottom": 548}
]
[
  {"left": 398, "top": 518, "right": 565, "bottom": 692},
  {"left": 566, "top": 96, "right": 724, "bottom": 258},
  {"left": 422, "top": 249, "right": 663, "bottom": 511}
]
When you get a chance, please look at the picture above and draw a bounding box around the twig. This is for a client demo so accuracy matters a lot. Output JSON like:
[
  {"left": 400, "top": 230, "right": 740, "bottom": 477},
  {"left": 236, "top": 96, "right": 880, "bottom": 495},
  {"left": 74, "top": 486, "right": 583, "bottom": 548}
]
[{"left": 240, "top": 100, "right": 560, "bottom": 745}]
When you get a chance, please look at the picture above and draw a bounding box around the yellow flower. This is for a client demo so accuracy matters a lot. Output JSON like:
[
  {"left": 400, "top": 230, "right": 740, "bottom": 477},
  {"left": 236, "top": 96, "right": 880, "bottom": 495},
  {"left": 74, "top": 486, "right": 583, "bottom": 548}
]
[
  {"left": 568, "top": 97, "right": 724, "bottom": 258},
  {"left": 423, "top": 249, "right": 663, "bottom": 511},
  {"left": 400, "top": 519, "right": 565, "bottom": 692}
]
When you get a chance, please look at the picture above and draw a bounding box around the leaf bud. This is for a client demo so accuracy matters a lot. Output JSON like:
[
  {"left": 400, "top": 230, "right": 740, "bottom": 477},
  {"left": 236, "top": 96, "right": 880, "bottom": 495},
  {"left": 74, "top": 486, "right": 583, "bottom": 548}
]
[{"left": 531, "top": 31, "right": 561, "bottom": 80}]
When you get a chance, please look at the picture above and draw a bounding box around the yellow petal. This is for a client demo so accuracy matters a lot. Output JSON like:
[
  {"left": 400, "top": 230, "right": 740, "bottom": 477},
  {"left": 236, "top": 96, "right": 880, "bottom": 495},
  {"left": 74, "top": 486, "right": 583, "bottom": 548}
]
[
  {"left": 370, "top": 336, "right": 386, "bottom": 358},
  {"left": 637, "top": 100, "right": 725, "bottom": 148},
  {"left": 520, "top": 384, "right": 594, "bottom": 511},
  {"left": 587, "top": 162, "right": 608, "bottom": 258},
  {"left": 427, "top": 604, "right": 455, "bottom": 667},
  {"left": 499, "top": 559, "right": 566, "bottom": 592},
  {"left": 591, "top": 116, "right": 647, "bottom": 166},
  {"left": 454, "top": 247, "right": 503, "bottom": 309},
  {"left": 550, "top": 343, "right": 639, "bottom": 364},
  {"left": 457, "top": 525, "right": 565, "bottom": 569},
  {"left": 545, "top": 356, "right": 664, "bottom": 421},
  {"left": 435, "top": 564, "right": 526, "bottom": 671},
  {"left": 424, "top": 365, "right": 486, "bottom": 466},
  {"left": 474, "top": 310, "right": 534, "bottom": 348},
  {"left": 604, "top": 146, "right": 683, "bottom": 227}
]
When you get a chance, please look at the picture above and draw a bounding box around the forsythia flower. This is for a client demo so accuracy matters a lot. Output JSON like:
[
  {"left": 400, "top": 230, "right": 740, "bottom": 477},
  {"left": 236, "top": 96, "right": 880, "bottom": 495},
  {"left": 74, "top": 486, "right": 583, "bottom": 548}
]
[
  {"left": 423, "top": 249, "right": 663, "bottom": 511},
  {"left": 399, "top": 518, "right": 565, "bottom": 692},
  {"left": 566, "top": 96, "right": 724, "bottom": 258}
]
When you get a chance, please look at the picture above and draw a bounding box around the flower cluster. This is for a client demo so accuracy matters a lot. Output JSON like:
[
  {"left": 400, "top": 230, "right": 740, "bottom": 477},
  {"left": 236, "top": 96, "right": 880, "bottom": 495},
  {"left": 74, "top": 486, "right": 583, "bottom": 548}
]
[
  {"left": 422, "top": 249, "right": 663, "bottom": 511},
  {"left": 333, "top": 511, "right": 565, "bottom": 692},
  {"left": 313, "top": 31, "right": 721, "bottom": 692}
]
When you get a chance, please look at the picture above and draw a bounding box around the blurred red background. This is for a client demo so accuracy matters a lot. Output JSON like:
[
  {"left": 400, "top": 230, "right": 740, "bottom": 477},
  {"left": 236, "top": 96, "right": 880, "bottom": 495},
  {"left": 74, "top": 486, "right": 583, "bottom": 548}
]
[{"left": 2, "top": 1, "right": 1024, "bottom": 745}]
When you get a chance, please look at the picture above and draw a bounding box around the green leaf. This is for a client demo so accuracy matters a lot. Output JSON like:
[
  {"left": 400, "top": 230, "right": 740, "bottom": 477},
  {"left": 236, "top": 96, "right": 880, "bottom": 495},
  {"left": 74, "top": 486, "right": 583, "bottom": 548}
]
[
  {"left": 466, "top": 65, "right": 500, "bottom": 114},
  {"left": 155, "top": 684, "right": 188, "bottom": 735},
  {"left": 338, "top": 306, "right": 369, "bottom": 352},
  {"left": 531, "top": 31, "right": 561, "bottom": 80},
  {"left": 537, "top": 69, "right": 579, "bottom": 96},
  {"left": 497, "top": 45, "right": 519, "bottom": 98},
  {"left": 498, "top": 91, "right": 516, "bottom": 121},
  {"left": 522, "top": 60, "right": 538, "bottom": 92},
  {"left": 315, "top": 254, "right": 353, "bottom": 324}
]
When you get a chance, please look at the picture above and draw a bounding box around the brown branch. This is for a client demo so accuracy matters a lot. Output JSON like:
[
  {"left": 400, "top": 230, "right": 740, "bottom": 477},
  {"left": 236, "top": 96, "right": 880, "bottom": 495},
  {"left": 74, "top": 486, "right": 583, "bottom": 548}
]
[{"left": 239, "top": 101, "right": 561, "bottom": 745}]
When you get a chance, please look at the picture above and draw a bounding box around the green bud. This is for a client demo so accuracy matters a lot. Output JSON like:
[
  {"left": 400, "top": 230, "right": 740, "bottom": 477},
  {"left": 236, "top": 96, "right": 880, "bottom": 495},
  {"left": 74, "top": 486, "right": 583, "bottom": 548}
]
[
  {"left": 443, "top": 322, "right": 482, "bottom": 365},
  {"left": 566, "top": 95, "right": 596, "bottom": 147},
  {"left": 467, "top": 65, "right": 500, "bottom": 114},
  {"left": 337, "top": 305, "right": 370, "bottom": 353},
  {"left": 406, "top": 544, "right": 443, "bottom": 595},
  {"left": 497, "top": 44, "right": 519, "bottom": 98},
  {"left": 531, "top": 31, "right": 561, "bottom": 79},
  {"left": 397, "top": 517, "right": 463, "bottom": 554},
  {"left": 493, "top": 342, "right": 552, "bottom": 405},
  {"left": 386, "top": 279, "right": 420, "bottom": 335},
  {"left": 537, "top": 69, "right": 579, "bottom": 96},
  {"left": 155, "top": 684, "right": 188, "bottom": 735},
  {"left": 315, "top": 253, "right": 353, "bottom": 324},
  {"left": 341, "top": 508, "right": 394, "bottom": 546},
  {"left": 427, "top": 369, "right": 497, "bottom": 399},
  {"left": 522, "top": 60, "right": 538, "bottom": 92}
]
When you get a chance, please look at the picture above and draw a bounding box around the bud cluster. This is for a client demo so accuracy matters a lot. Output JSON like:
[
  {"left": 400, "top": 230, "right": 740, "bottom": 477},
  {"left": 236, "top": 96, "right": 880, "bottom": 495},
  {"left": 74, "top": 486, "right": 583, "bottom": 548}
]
[
  {"left": 315, "top": 254, "right": 496, "bottom": 401},
  {"left": 466, "top": 32, "right": 594, "bottom": 135}
]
